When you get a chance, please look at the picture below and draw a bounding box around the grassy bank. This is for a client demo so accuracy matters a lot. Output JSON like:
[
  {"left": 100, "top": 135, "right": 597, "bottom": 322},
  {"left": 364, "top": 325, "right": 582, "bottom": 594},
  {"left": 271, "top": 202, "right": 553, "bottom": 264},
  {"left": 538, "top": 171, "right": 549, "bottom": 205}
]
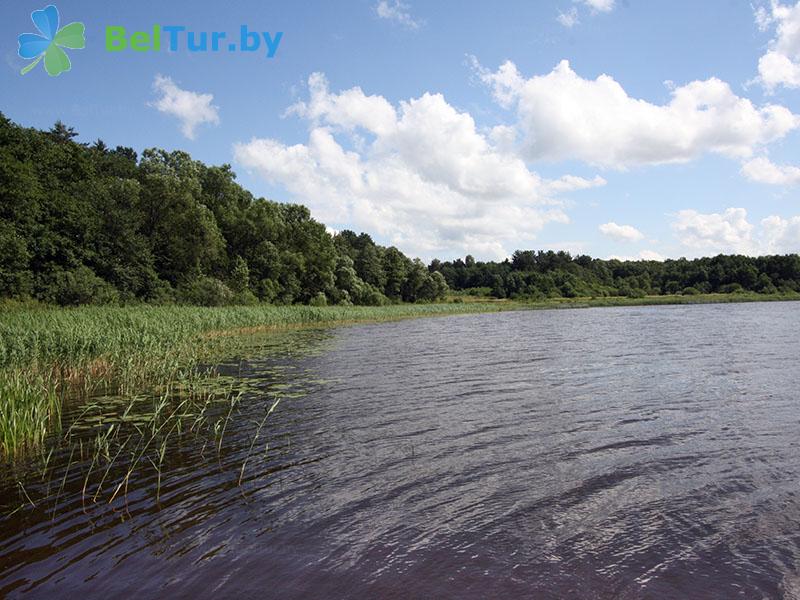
[
  {"left": 0, "top": 302, "right": 514, "bottom": 458},
  {"left": 507, "top": 291, "right": 800, "bottom": 309}
]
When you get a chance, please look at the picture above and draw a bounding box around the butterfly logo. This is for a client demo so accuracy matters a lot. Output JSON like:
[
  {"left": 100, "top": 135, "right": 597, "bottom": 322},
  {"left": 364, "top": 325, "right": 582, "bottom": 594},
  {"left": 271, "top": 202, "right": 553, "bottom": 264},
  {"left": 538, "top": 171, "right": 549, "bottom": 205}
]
[{"left": 18, "top": 5, "right": 85, "bottom": 77}]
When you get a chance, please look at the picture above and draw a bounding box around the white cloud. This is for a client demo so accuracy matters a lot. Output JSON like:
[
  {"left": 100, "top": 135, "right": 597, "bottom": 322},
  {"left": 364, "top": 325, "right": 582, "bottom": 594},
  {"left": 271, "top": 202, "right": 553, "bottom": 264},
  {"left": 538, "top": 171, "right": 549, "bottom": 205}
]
[
  {"left": 672, "top": 207, "right": 800, "bottom": 255},
  {"left": 149, "top": 75, "right": 220, "bottom": 140},
  {"left": 608, "top": 250, "right": 666, "bottom": 261},
  {"left": 542, "top": 174, "right": 607, "bottom": 194},
  {"left": 741, "top": 156, "right": 800, "bottom": 185},
  {"left": 557, "top": 0, "right": 613, "bottom": 28},
  {"left": 582, "top": 0, "right": 615, "bottom": 12},
  {"left": 755, "top": 1, "right": 800, "bottom": 90},
  {"left": 761, "top": 215, "right": 800, "bottom": 253},
  {"left": 375, "top": 0, "right": 422, "bottom": 29},
  {"left": 755, "top": 5, "right": 773, "bottom": 30},
  {"left": 599, "top": 221, "right": 645, "bottom": 242},
  {"left": 673, "top": 208, "right": 756, "bottom": 254},
  {"left": 474, "top": 59, "right": 798, "bottom": 169},
  {"left": 234, "top": 73, "right": 604, "bottom": 260},
  {"left": 557, "top": 7, "right": 579, "bottom": 28}
]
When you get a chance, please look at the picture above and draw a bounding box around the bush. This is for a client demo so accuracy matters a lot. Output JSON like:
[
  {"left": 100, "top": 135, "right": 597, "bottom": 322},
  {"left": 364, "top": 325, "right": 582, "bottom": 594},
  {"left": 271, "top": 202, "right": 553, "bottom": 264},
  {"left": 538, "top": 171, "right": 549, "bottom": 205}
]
[
  {"left": 464, "top": 287, "right": 492, "bottom": 297},
  {"left": 682, "top": 286, "right": 701, "bottom": 295},
  {"left": 42, "top": 266, "right": 120, "bottom": 306},
  {"left": 308, "top": 292, "right": 328, "bottom": 306},
  {"left": 233, "top": 289, "right": 259, "bottom": 305},
  {"left": 178, "top": 277, "right": 234, "bottom": 306},
  {"left": 146, "top": 279, "right": 176, "bottom": 304},
  {"left": 718, "top": 283, "right": 744, "bottom": 294}
]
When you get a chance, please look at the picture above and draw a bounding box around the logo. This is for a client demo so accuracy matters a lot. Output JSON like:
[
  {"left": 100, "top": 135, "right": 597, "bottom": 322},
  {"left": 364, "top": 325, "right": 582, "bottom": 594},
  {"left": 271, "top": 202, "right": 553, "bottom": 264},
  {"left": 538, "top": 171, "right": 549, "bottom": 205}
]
[
  {"left": 18, "top": 5, "right": 85, "bottom": 77},
  {"left": 104, "top": 26, "right": 282, "bottom": 58}
]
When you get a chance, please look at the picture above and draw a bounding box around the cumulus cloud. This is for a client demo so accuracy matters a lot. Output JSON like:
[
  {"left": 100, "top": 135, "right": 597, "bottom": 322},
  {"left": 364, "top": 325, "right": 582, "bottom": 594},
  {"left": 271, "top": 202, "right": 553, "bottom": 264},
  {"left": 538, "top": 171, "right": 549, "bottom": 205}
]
[
  {"left": 741, "top": 156, "right": 800, "bottom": 185},
  {"left": 375, "top": 0, "right": 422, "bottom": 29},
  {"left": 473, "top": 59, "right": 798, "bottom": 169},
  {"left": 234, "top": 73, "right": 604, "bottom": 260},
  {"left": 761, "top": 215, "right": 800, "bottom": 253},
  {"left": 673, "top": 208, "right": 756, "bottom": 254},
  {"left": 599, "top": 221, "right": 645, "bottom": 242},
  {"left": 672, "top": 207, "right": 800, "bottom": 255},
  {"left": 755, "top": 1, "right": 800, "bottom": 90},
  {"left": 149, "top": 75, "right": 220, "bottom": 140}
]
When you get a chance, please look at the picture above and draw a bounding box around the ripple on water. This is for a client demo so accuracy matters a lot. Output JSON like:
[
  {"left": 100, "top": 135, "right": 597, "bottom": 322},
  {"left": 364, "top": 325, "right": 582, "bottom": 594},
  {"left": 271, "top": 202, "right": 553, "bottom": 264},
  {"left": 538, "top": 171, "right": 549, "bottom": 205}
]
[{"left": 1, "top": 302, "right": 800, "bottom": 599}]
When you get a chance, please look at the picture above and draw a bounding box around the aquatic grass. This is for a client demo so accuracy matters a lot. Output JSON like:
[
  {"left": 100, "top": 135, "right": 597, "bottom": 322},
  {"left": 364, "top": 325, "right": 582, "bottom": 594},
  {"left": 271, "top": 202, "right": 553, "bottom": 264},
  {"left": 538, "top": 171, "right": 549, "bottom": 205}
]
[
  {"left": 0, "top": 371, "right": 61, "bottom": 457},
  {"left": 0, "top": 303, "right": 515, "bottom": 460}
]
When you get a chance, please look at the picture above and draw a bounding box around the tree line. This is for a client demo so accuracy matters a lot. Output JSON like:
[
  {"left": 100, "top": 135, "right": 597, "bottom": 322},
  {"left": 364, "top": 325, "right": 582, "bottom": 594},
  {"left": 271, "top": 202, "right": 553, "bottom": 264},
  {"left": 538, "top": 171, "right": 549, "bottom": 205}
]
[
  {"left": 1, "top": 114, "right": 798, "bottom": 307},
  {"left": 433, "top": 250, "right": 800, "bottom": 299},
  {"left": 0, "top": 114, "right": 447, "bottom": 306}
]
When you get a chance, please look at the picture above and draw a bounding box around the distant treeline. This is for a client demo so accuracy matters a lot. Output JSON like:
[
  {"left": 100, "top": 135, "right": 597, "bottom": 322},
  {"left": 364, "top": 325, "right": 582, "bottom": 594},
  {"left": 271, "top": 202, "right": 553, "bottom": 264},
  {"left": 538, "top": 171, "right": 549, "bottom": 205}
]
[
  {"left": 0, "top": 114, "right": 446, "bottom": 306},
  {"left": 1, "top": 114, "right": 798, "bottom": 307},
  {"left": 433, "top": 251, "right": 800, "bottom": 299}
]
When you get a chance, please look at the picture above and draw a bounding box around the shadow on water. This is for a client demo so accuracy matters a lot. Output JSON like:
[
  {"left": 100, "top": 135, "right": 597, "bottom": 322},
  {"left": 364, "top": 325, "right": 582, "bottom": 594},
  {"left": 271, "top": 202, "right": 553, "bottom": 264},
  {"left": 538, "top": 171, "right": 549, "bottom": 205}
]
[{"left": 2, "top": 302, "right": 800, "bottom": 599}]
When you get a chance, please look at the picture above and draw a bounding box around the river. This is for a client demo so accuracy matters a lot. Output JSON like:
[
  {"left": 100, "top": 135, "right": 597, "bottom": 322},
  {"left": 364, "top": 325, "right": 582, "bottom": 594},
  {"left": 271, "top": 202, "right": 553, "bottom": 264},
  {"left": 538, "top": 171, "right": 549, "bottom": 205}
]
[{"left": 2, "top": 302, "right": 800, "bottom": 598}]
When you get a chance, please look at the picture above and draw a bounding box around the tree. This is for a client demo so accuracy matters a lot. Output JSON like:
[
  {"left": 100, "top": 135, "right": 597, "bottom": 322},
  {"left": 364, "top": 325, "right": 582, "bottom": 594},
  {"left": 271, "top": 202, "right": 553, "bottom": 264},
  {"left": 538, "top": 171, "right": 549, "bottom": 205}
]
[
  {"left": 383, "top": 247, "right": 409, "bottom": 300},
  {"left": 49, "top": 120, "right": 79, "bottom": 143}
]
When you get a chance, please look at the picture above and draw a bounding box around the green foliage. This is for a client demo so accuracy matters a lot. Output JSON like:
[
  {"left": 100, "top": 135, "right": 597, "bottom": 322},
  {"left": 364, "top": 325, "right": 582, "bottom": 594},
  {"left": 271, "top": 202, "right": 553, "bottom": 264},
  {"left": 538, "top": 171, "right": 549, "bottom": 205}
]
[
  {"left": 0, "top": 222, "right": 32, "bottom": 298},
  {"left": 178, "top": 276, "right": 234, "bottom": 306},
  {"left": 41, "top": 265, "right": 120, "bottom": 306},
  {"left": 0, "top": 114, "right": 443, "bottom": 308},
  {"left": 308, "top": 292, "right": 328, "bottom": 306},
  {"left": 229, "top": 256, "right": 250, "bottom": 293},
  {"left": 435, "top": 251, "right": 800, "bottom": 300},
  {"left": 718, "top": 283, "right": 744, "bottom": 294}
]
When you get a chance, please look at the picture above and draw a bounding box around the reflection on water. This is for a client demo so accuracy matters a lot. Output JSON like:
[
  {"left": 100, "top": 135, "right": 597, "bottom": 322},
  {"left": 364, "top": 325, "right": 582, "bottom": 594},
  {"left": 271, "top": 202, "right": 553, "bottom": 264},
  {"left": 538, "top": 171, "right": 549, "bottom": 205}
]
[{"left": 2, "top": 302, "right": 800, "bottom": 599}]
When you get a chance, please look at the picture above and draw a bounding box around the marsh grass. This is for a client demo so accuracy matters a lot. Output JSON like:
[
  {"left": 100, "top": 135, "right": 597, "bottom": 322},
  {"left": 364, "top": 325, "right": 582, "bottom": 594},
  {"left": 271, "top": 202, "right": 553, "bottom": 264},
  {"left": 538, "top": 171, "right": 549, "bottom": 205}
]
[{"left": 0, "top": 303, "right": 513, "bottom": 462}]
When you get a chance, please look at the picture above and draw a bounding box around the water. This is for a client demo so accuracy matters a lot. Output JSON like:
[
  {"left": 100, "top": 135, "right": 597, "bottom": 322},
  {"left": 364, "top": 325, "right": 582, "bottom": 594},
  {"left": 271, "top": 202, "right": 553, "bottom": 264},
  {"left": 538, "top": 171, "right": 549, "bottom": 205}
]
[{"left": 2, "top": 302, "right": 800, "bottom": 598}]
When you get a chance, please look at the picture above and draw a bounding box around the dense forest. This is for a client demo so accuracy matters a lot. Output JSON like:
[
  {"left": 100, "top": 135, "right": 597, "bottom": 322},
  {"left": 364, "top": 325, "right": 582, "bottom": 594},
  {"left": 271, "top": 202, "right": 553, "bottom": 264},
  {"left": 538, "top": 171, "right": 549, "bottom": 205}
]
[
  {"left": 0, "top": 114, "right": 447, "bottom": 306},
  {"left": 1, "top": 113, "right": 798, "bottom": 306},
  {"left": 433, "top": 251, "right": 800, "bottom": 300}
]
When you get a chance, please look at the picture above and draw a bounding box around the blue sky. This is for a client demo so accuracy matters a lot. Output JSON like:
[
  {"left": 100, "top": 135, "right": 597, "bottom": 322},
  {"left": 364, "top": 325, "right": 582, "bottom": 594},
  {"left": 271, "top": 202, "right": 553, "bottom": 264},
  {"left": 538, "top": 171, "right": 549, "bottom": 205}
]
[{"left": 2, "top": 0, "right": 800, "bottom": 261}]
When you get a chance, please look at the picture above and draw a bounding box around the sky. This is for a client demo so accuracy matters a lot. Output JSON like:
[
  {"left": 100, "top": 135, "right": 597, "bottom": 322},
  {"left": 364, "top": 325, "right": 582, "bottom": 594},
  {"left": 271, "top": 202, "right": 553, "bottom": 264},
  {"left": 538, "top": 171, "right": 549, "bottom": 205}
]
[{"left": 2, "top": 0, "right": 800, "bottom": 262}]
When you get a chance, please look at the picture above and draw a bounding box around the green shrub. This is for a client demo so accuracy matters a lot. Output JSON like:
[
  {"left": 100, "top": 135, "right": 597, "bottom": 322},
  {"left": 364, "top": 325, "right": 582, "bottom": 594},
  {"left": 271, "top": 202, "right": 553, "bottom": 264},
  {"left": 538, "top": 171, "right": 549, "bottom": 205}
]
[
  {"left": 718, "top": 283, "right": 744, "bottom": 294},
  {"left": 308, "top": 292, "right": 328, "bottom": 307},
  {"left": 178, "top": 276, "right": 234, "bottom": 306},
  {"left": 42, "top": 266, "right": 120, "bottom": 306}
]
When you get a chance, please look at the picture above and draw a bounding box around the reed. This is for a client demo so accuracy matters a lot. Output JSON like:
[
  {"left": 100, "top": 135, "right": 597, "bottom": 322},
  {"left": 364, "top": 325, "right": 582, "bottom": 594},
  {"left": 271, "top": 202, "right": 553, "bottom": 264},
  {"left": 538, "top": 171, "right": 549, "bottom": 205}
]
[{"left": 0, "top": 302, "right": 513, "bottom": 460}]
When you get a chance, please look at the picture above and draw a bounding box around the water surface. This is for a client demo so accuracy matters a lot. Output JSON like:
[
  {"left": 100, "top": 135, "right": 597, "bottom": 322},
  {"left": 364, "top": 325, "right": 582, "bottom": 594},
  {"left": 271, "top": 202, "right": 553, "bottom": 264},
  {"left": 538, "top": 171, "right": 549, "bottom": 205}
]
[{"left": 2, "top": 302, "right": 800, "bottom": 599}]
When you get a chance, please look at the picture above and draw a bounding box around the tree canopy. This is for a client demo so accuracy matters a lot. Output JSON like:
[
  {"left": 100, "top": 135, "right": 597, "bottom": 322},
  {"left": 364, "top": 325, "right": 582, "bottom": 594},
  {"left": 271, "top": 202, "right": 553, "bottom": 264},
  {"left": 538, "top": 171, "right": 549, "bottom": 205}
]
[
  {"left": 432, "top": 250, "right": 800, "bottom": 299},
  {"left": 0, "top": 114, "right": 447, "bottom": 306}
]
